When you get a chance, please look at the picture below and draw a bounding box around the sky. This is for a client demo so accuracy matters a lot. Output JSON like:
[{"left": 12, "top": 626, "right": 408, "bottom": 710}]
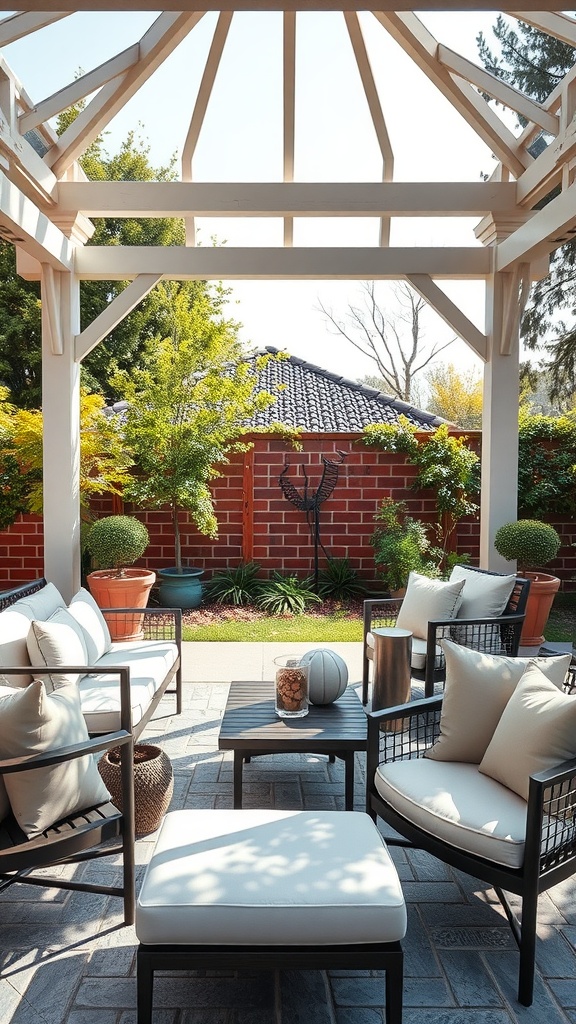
[{"left": 3, "top": 9, "right": 514, "bottom": 393}]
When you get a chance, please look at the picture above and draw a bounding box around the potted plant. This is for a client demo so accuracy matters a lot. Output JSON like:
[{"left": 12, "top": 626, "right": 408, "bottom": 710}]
[
  {"left": 86, "top": 515, "right": 155, "bottom": 640},
  {"left": 370, "top": 498, "right": 436, "bottom": 595},
  {"left": 494, "top": 519, "right": 562, "bottom": 646}
]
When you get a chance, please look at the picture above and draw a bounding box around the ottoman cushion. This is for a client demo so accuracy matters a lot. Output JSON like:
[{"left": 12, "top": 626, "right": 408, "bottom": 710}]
[{"left": 136, "top": 809, "right": 406, "bottom": 946}]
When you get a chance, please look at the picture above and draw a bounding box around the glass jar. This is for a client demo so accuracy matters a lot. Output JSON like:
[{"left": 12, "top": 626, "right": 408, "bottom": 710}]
[{"left": 274, "top": 655, "right": 309, "bottom": 718}]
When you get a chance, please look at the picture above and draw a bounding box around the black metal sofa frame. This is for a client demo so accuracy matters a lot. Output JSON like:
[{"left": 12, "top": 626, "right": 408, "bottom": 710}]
[
  {"left": 362, "top": 566, "right": 531, "bottom": 703},
  {"left": 365, "top": 696, "right": 576, "bottom": 1006}
]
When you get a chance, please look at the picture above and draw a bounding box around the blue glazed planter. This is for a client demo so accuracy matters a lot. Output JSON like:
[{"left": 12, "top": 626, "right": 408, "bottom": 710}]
[{"left": 157, "top": 567, "right": 204, "bottom": 609}]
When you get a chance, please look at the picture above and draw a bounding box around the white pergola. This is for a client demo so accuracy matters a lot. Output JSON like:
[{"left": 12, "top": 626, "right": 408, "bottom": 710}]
[{"left": 0, "top": 3, "right": 574, "bottom": 599}]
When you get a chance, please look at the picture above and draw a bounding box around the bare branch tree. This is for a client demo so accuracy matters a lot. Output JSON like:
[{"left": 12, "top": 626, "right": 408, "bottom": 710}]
[{"left": 317, "top": 281, "right": 455, "bottom": 402}]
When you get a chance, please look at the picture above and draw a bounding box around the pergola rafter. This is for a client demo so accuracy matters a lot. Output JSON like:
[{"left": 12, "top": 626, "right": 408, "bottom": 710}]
[{"left": 0, "top": 4, "right": 572, "bottom": 598}]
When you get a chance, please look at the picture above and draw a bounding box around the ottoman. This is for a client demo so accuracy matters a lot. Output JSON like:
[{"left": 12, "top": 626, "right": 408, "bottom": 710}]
[{"left": 135, "top": 808, "right": 406, "bottom": 1024}]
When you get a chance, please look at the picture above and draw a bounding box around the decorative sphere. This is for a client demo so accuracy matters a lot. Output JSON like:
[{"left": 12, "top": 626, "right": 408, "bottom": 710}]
[{"left": 300, "top": 649, "right": 348, "bottom": 705}]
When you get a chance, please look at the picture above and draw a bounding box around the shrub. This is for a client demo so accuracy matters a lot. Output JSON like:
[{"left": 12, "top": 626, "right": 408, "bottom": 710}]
[
  {"left": 255, "top": 572, "right": 321, "bottom": 616},
  {"left": 370, "top": 498, "right": 434, "bottom": 592},
  {"left": 494, "top": 519, "right": 561, "bottom": 571},
  {"left": 317, "top": 558, "right": 365, "bottom": 601},
  {"left": 87, "top": 515, "right": 149, "bottom": 574}
]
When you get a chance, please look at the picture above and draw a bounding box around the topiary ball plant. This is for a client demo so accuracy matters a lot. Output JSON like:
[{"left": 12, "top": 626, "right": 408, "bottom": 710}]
[
  {"left": 494, "top": 519, "right": 561, "bottom": 573},
  {"left": 87, "top": 515, "right": 150, "bottom": 576}
]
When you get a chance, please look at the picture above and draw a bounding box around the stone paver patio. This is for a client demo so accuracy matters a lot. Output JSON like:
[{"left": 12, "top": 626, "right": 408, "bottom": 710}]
[{"left": 1, "top": 646, "right": 576, "bottom": 1024}]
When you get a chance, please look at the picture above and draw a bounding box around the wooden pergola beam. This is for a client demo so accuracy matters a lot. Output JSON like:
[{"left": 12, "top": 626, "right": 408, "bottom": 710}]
[
  {"left": 74, "top": 244, "right": 493, "bottom": 280},
  {"left": 56, "top": 180, "right": 520, "bottom": 217},
  {"left": 2, "top": 2, "right": 571, "bottom": 11}
]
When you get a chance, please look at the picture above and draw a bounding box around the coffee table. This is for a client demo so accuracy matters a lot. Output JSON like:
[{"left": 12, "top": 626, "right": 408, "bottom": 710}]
[{"left": 218, "top": 682, "right": 367, "bottom": 810}]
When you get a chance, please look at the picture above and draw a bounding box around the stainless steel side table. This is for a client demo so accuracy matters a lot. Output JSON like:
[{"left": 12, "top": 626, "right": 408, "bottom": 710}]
[{"left": 372, "top": 627, "right": 412, "bottom": 730}]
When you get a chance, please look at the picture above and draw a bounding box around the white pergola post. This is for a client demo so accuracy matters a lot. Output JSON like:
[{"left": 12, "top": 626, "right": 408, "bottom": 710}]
[
  {"left": 480, "top": 271, "right": 521, "bottom": 571},
  {"left": 41, "top": 267, "right": 81, "bottom": 601}
]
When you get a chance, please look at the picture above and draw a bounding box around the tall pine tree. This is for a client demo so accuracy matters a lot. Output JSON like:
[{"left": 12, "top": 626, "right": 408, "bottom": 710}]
[{"left": 478, "top": 17, "right": 576, "bottom": 404}]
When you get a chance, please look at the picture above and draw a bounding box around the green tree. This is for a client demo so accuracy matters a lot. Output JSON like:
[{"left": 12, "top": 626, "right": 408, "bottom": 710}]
[
  {"left": 112, "top": 290, "right": 283, "bottom": 573},
  {"left": 0, "top": 388, "right": 131, "bottom": 525},
  {"left": 477, "top": 18, "right": 576, "bottom": 403},
  {"left": 0, "top": 114, "right": 216, "bottom": 407},
  {"left": 424, "top": 362, "right": 483, "bottom": 428}
]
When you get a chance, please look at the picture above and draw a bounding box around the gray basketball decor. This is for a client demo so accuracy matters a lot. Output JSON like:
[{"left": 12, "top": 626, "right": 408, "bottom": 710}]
[{"left": 300, "top": 648, "right": 349, "bottom": 705}]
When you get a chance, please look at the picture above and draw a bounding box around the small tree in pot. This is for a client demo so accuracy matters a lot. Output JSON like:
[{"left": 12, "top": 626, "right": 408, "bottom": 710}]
[
  {"left": 111, "top": 288, "right": 285, "bottom": 609},
  {"left": 86, "top": 515, "right": 154, "bottom": 640},
  {"left": 494, "top": 519, "right": 562, "bottom": 647}
]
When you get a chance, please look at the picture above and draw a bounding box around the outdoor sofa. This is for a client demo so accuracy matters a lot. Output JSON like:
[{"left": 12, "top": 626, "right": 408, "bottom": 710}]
[{"left": 0, "top": 577, "right": 182, "bottom": 738}]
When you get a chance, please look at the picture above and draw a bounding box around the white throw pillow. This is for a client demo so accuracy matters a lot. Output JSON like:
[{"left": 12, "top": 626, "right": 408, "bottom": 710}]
[
  {"left": 426, "top": 640, "right": 572, "bottom": 764},
  {"left": 479, "top": 662, "right": 576, "bottom": 802},
  {"left": 396, "top": 572, "right": 465, "bottom": 640},
  {"left": 0, "top": 680, "right": 111, "bottom": 838},
  {"left": 68, "top": 587, "right": 112, "bottom": 662},
  {"left": 449, "top": 566, "right": 516, "bottom": 620},
  {"left": 26, "top": 607, "right": 89, "bottom": 690}
]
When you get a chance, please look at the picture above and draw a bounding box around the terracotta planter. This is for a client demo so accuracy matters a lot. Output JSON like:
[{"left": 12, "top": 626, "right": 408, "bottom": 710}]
[
  {"left": 520, "top": 571, "right": 561, "bottom": 647},
  {"left": 87, "top": 568, "right": 156, "bottom": 641}
]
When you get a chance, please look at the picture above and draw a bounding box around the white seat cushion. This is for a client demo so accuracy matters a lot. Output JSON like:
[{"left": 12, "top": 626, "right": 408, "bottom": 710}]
[
  {"left": 136, "top": 809, "right": 407, "bottom": 946},
  {"left": 78, "top": 639, "right": 179, "bottom": 733},
  {"left": 375, "top": 759, "right": 528, "bottom": 869}
]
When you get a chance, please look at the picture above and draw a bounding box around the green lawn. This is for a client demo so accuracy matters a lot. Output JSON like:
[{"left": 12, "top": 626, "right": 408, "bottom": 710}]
[
  {"left": 181, "top": 592, "right": 576, "bottom": 644},
  {"left": 182, "top": 609, "right": 363, "bottom": 642}
]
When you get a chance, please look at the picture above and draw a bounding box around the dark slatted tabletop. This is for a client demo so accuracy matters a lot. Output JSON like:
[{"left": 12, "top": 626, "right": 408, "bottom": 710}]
[
  {"left": 218, "top": 682, "right": 368, "bottom": 809},
  {"left": 218, "top": 681, "right": 367, "bottom": 752}
]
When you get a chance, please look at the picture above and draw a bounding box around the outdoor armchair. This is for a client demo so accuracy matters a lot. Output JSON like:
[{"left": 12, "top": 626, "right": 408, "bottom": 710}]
[
  {"left": 365, "top": 643, "right": 576, "bottom": 1007},
  {"left": 0, "top": 663, "right": 135, "bottom": 924},
  {"left": 362, "top": 565, "right": 530, "bottom": 704}
]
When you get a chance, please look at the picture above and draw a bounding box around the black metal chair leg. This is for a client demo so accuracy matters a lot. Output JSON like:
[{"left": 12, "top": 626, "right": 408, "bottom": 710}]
[
  {"left": 518, "top": 891, "right": 538, "bottom": 1006},
  {"left": 385, "top": 949, "right": 404, "bottom": 1024},
  {"left": 137, "top": 950, "right": 154, "bottom": 1024}
]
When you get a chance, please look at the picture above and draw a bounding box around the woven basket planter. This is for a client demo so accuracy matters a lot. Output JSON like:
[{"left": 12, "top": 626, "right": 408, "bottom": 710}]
[{"left": 99, "top": 743, "right": 174, "bottom": 836}]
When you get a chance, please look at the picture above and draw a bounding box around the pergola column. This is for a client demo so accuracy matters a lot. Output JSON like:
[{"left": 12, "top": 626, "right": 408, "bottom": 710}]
[
  {"left": 41, "top": 266, "right": 81, "bottom": 601},
  {"left": 480, "top": 270, "right": 521, "bottom": 571}
]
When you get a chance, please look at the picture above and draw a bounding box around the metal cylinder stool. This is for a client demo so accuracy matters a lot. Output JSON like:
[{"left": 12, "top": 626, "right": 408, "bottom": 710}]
[{"left": 372, "top": 627, "right": 412, "bottom": 731}]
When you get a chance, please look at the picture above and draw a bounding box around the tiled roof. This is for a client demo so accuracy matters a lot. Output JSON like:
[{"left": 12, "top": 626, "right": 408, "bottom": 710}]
[
  {"left": 246, "top": 346, "right": 445, "bottom": 432},
  {"left": 103, "top": 346, "right": 445, "bottom": 433}
]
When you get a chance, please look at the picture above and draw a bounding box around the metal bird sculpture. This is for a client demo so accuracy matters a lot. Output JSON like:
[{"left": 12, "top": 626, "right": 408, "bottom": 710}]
[{"left": 279, "top": 450, "right": 347, "bottom": 591}]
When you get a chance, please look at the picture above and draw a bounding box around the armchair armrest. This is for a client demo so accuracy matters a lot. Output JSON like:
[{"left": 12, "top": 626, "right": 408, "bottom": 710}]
[
  {"left": 366, "top": 695, "right": 443, "bottom": 811},
  {"left": 525, "top": 757, "right": 576, "bottom": 876}
]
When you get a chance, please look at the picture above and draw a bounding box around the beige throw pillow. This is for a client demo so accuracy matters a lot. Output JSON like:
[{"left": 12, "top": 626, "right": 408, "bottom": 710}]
[
  {"left": 449, "top": 566, "right": 516, "bottom": 620},
  {"left": 479, "top": 662, "right": 576, "bottom": 802},
  {"left": 0, "top": 680, "right": 111, "bottom": 838},
  {"left": 26, "top": 607, "right": 89, "bottom": 690},
  {"left": 396, "top": 572, "right": 465, "bottom": 640},
  {"left": 425, "top": 640, "right": 571, "bottom": 764}
]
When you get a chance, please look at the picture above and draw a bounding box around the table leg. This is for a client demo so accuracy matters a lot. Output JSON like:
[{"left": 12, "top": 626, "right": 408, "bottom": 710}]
[
  {"left": 344, "top": 752, "right": 355, "bottom": 810},
  {"left": 233, "top": 749, "right": 244, "bottom": 808}
]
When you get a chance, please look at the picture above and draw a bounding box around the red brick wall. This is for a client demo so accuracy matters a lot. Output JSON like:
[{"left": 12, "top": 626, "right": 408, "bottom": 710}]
[{"left": 2, "top": 431, "right": 575, "bottom": 592}]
